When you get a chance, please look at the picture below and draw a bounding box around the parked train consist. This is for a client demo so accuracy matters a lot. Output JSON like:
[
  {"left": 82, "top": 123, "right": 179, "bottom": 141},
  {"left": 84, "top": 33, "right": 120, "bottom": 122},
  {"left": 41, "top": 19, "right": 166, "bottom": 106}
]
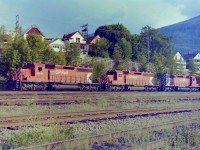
[{"left": 6, "top": 62, "right": 200, "bottom": 91}]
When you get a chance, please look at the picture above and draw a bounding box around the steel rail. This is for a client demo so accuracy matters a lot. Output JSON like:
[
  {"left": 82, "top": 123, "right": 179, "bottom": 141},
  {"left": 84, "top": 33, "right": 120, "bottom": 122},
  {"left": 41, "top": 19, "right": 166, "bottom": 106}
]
[
  {"left": 19, "top": 118, "right": 200, "bottom": 150},
  {"left": 0, "top": 106, "right": 199, "bottom": 129}
]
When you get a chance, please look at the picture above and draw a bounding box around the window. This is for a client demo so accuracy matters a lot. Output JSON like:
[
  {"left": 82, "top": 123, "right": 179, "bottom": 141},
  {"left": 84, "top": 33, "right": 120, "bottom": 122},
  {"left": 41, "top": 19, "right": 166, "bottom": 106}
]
[
  {"left": 80, "top": 46, "right": 85, "bottom": 50},
  {"left": 38, "top": 67, "right": 42, "bottom": 72},
  {"left": 82, "top": 52, "right": 87, "bottom": 55},
  {"left": 76, "top": 38, "right": 80, "bottom": 43},
  {"left": 118, "top": 74, "right": 122, "bottom": 77}
]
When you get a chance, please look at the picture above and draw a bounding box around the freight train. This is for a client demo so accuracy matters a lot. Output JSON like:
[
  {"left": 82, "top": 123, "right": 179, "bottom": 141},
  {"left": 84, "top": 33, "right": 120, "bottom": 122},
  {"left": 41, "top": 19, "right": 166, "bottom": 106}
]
[{"left": 6, "top": 62, "right": 200, "bottom": 92}]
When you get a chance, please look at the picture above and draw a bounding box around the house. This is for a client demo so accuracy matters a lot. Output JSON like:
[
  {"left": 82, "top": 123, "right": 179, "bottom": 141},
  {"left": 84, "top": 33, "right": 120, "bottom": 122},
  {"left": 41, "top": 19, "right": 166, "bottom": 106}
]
[
  {"left": 49, "top": 39, "right": 65, "bottom": 52},
  {"left": 22, "top": 25, "right": 45, "bottom": 39},
  {"left": 174, "top": 52, "right": 187, "bottom": 71},
  {"left": 62, "top": 31, "right": 87, "bottom": 56},
  {"left": 86, "top": 35, "right": 100, "bottom": 53},
  {"left": 184, "top": 52, "right": 200, "bottom": 72}
]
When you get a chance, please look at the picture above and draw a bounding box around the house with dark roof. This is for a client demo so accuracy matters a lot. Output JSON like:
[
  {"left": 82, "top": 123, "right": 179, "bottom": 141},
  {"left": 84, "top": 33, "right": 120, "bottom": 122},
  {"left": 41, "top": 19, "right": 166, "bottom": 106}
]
[
  {"left": 62, "top": 31, "right": 87, "bottom": 57},
  {"left": 86, "top": 35, "right": 100, "bottom": 54},
  {"left": 22, "top": 25, "right": 45, "bottom": 39}
]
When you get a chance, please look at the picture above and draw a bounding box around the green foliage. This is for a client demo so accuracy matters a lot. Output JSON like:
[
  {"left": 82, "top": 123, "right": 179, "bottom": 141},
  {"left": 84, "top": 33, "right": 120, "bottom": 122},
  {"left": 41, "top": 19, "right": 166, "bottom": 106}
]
[
  {"left": 26, "top": 34, "right": 47, "bottom": 50},
  {"left": 95, "top": 24, "right": 133, "bottom": 61},
  {"left": 42, "top": 48, "right": 66, "bottom": 65},
  {"left": 164, "top": 49, "right": 177, "bottom": 74},
  {"left": 26, "top": 34, "right": 48, "bottom": 62},
  {"left": 12, "top": 36, "right": 31, "bottom": 66},
  {"left": 0, "top": 77, "right": 6, "bottom": 90},
  {"left": 187, "top": 59, "right": 198, "bottom": 75},
  {"left": 118, "top": 38, "right": 132, "bottom": 60},
  {"left": 90, "top": 59, "right": 106, "bottom": 82},
  {"left": 65, "top": 43, "right": 81, "bottom": 65},
  {"left": 112, "top": 43, "right": 124, "bottom": 70},
  {"left": 93, "top": 38, "right": 110, "bottom": 58},
  {"left": 0, "top": 31, "right": 67, "bottom": 77},
  {"left": 3, "top": 125, "right": 75, "bottom": 148},
  {"left": 0, "top": 49, "right": 20, "bottom": 76},
  {"left": 151, "top": 51, "right": 165, "bottom": 80},
  {"left": 95, "top": 23, "right": 131, "bottom": 43}
]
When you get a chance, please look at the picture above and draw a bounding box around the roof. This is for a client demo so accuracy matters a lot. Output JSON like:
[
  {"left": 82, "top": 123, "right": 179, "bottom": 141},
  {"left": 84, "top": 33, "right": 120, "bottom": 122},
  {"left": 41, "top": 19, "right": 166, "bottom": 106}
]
[
  {"left": 86, "top": 35, "right": 100, "bottom": 44},
  {"left": 49, "top": 39, "right": 65, "bottom": 45},
  {"left": 22, "top": 25, "right": 45, "bottom": 37},
  {"left": 62, "top": 31, "right": 84, "bottom": 41}
]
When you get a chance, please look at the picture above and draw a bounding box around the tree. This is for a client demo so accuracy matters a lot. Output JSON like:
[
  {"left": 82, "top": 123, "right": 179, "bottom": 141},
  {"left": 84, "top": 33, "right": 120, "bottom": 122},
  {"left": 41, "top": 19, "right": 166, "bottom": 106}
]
[
  {"left": 118, "top": 38, "right": 132, "bottom": 60},
  {"left": 95, "top": 24, "right": 133, "bottom": 58},
  {"left": 93, "top": 38, "right": 110, "bottom": 58},
  {"left": 26, "top": 34, "right": 48, "bottom": 62},
  {"left": 0, "top": 35, "right": 32, "bottom": 77},
  {"left": 95, "top": 23, "right": 132, "bottom": 43},
  {"left": 151, "top": 51, "right": 165, "bottom": 78},
  {"left": 42, "top": 48, "right": 66, "bottom": 65},
  {"left": 12, "top": 36, "right": 31, "bottom": 66},
  {"left": 112, "top": 43, "right": 123, "bottom": 69},
  {"left": 53, "top": 50, "right": 66, "bottom": 65},
  {"left": 0, "top": 49, "right": 20, "bottom": 76},
  {"left": 90, "top": 59, "right": 106, "bottom": 82},
  {"left": 187, "top": 59, "right": 198, "bottom": 75},
  {"left": 65, "top": 43, "right": 81, "bottom": 65}
]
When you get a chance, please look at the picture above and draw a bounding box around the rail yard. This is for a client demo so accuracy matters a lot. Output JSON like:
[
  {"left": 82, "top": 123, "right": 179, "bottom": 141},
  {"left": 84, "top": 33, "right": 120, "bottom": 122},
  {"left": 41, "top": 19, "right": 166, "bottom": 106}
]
[{"left": 0, "top": 91, "right": 200, "bottom": 149}]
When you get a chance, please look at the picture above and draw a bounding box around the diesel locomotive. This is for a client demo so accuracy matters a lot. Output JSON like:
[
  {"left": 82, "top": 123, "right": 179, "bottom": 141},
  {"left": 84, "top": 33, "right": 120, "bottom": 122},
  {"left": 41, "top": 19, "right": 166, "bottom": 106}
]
[{"left": 6, "top": 62, "right": 200, "bottom": 92}]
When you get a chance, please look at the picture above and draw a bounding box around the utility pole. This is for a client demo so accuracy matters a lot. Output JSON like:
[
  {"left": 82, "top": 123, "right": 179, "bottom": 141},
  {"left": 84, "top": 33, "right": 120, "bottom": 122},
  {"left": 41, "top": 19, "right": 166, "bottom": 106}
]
[
  {"left": 147, "top": 26, "right": 150, "bottom": 72},
  {"left": 147, "top": 33, "right": 150, "bottom": 72},
  {"left": 81, "top": 24, "right": 88, "bottom": 38},
  {"left": 16, "top": 14, "right": 19, "bottom": 35}
]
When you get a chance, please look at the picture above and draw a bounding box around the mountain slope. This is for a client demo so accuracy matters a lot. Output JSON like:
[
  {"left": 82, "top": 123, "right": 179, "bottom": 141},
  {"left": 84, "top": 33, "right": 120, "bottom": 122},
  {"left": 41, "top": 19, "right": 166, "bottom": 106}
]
[{"left": 159, "top": 15, "right": 200, "bottom": 54}]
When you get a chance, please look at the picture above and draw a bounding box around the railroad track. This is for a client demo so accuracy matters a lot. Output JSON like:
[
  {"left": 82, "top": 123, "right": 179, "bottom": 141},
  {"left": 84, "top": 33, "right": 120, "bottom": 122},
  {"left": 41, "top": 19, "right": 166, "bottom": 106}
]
[
  {"left": 20, "top": 118, "right": 200, "bottom": 150},
  {"left": 1, "top": 106, "right": 199, "bottom": 129},
  {"left": 0, "top": 92, "right": 200, "bottom": 105}
]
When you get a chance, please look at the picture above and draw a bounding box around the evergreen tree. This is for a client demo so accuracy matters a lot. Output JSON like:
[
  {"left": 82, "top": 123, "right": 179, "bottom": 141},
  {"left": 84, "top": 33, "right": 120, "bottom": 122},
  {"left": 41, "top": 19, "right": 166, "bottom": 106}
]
[
  {"left": 65, "top": 43, "right": 81, "bottom": 65},
  {"left": 90, "top": 59, "right": 106, "bottom": 82},
  {"left": 118, "top": 38, "right": 132, "bottom": 60},
  {"left": 112, "top": 43, "right": 123, "bottom": 69},
  {"left": 187, "top": 59, "right": 198, "bottom": 75}
]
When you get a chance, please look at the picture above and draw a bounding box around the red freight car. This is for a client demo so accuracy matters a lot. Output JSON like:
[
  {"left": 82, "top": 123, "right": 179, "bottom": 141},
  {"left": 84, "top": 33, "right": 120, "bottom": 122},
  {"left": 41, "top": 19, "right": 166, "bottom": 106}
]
[{"left": 11, "top": 63, "right": 93, "bottom": 90}]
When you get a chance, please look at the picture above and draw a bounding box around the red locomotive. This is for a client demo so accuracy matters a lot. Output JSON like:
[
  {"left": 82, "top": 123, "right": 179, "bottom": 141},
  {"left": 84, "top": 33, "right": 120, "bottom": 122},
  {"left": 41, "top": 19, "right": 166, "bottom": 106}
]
[
  {"left": 7, "top": 62, "right": 200, "bottom": 92},
  {"left": 10, "top": 63, "right": 93, "bottom": 91},
  {"left": 101, "top": 70, "right": 155, "bottom": 91},
  {"left": 160, "top": 74, "right": 200, "bottom": 91}
]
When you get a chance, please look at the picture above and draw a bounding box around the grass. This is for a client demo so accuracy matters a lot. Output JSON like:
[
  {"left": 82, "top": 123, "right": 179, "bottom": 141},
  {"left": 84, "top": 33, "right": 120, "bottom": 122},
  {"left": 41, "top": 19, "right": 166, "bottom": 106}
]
[
  {"left": 0, "top": 97, "right": 199, "bottom": 117},
  {"left": 1, "top": 92, "right": 200, "bottom": 149},
  {"left": 1, "top": 111, "right": 200, "bottom": 149}
]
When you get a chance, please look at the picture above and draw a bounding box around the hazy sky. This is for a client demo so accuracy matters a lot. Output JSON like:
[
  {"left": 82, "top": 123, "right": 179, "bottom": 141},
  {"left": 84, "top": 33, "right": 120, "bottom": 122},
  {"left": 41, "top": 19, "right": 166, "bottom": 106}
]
[{"left": 0, "top": 0, "right": 200, "bottom": 37}]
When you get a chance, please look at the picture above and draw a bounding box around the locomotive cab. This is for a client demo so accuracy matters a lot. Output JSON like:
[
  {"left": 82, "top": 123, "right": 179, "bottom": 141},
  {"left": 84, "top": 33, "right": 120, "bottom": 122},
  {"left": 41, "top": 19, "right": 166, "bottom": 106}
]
[{"left": 104, "top": 70, "right": 125, "bottom": 84}]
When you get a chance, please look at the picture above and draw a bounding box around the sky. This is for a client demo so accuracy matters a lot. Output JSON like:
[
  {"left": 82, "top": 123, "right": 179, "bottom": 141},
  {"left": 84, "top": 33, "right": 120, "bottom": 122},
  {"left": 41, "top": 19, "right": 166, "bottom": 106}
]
[{"left": 0, "top": 0, "right": 200, "bottom": 38}]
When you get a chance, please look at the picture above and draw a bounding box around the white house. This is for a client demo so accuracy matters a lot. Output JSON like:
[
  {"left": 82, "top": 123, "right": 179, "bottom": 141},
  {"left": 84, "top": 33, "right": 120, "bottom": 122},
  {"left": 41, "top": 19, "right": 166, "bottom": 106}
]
[
  {"left": 62, "top": 31, "right": 87, "bottom": 57},
  {"left": 174, "top": 52, "right": 187, "bottom": 71},
  {"left": 184, "top": 52, "right": 200, "bottom": 73},
  {"left": 49, "top": 39, "right": 65, "bottom": 52}
]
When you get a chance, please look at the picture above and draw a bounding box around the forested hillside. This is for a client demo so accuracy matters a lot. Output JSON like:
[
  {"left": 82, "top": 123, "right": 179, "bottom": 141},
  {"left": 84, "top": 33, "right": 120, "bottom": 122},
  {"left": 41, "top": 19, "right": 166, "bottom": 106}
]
[{"left": 160, "top": 15, "right": 200, "bottom": 54}]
